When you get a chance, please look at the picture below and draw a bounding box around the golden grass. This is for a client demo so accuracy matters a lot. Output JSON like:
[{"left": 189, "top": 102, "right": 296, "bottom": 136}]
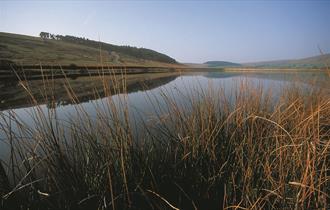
[{"left": 0, "top": 70, "right": 329, "bottom": 210}]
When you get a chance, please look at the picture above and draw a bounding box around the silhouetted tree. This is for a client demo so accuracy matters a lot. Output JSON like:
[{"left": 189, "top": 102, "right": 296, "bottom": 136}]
[{"left": 39, "top": 32, "right": 50, "bottom": 39}]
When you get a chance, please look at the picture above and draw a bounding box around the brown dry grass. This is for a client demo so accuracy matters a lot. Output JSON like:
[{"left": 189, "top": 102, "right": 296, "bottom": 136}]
[{"left": 0, "top": 70, "right": 329, "bottom": 210}]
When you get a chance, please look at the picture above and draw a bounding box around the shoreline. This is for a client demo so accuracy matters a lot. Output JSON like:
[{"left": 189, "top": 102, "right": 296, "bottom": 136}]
[
  {"left": 1, "top": 63, "right": 327, "bottom": 81},
  {"left": 0, "top": 72, "right": 182, "bottom": 111}
]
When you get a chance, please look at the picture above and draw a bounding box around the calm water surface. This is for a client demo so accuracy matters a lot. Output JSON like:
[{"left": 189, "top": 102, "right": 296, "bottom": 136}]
[{"left": 0, "top": 71, "right": 329, "bottom": 159}]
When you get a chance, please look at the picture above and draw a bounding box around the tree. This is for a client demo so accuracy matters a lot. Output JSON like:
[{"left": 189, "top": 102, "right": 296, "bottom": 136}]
[
  {"left": 39, "top": 32, "right": 50, "bottom": 39},
  {"left": 39, "top": 32, "right": 46, "bottom": 39}
]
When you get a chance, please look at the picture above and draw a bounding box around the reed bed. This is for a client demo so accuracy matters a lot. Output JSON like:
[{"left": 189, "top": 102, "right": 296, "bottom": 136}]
[{"left": 0, "top": 71, "right": 329, "bottom": 210}]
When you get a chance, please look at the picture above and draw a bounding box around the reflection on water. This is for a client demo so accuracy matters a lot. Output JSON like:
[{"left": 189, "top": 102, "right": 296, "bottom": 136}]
[
  {"left": 0, "top": 71, "right": 329, "bottom": 159},
  {"left": 1, "top": 71, "right": 327, "bottom": 111},
  {"left": 0, "top": 74, "right": 179, "bottom": 110},
  {"left": 202, "top": 71, "right": 329, "bottom": 84},
  {"left": 1, "top": 71, "right": 329, "bottom": 128}
]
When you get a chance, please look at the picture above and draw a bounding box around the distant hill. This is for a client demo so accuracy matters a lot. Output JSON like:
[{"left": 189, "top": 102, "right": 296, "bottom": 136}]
[
  {"left": 204, "top": 61, "right": 242, "bottom": 68},
  {"left": 192, "top": 54, "right": 330, "bottom": 69},
  {"left": 183, "top": 63, "right": 208, "bottom": 68},
  {"left": 244, "top": 54, "right": 330, "bottom": 68},
  {"left": 0, "top": 32, "right": 178, "bottom": 67}
]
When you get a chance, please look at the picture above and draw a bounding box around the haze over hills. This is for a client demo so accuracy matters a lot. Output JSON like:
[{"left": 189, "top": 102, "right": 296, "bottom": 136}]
[
  {"left": 204, "top": 61, "right": 242, "bottom": 68},
  {"left": 186, "top": 54, "right": 329, "bottom": 69},
  {"left": 184, "top": 61, "right": 241, "bottom": 68},
  {"left": 243, "top": 54, "right": 330, "bottom": 68},
  {"left": 0, "top": 32, "right": 178, "bottom": 67}
]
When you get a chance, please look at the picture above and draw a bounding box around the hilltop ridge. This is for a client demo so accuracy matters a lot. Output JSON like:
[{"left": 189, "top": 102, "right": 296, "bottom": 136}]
[{"left": 0, "top": 32, "right": 178, "bottom": 67}]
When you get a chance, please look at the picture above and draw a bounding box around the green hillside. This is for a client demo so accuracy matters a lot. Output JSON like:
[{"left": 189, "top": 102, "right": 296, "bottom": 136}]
[
  {"left": 244, "top": 54, "right": 330, "bottom": 68},
  {"left": 0, "top": 32, "right": 178, "bottom": 67},
  {"left": 204, "top": 61, "right": 242, "bottom": 67}
]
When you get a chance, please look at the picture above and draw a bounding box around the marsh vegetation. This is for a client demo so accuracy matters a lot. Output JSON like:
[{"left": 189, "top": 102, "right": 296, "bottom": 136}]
[{"left": 0, "top": 70, "right": 329, "bottom": 210}]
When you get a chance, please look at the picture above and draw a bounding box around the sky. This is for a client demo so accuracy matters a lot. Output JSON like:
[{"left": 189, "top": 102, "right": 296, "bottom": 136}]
[{"left": 1, "top": 0, "right": 330, "bottom": 63}]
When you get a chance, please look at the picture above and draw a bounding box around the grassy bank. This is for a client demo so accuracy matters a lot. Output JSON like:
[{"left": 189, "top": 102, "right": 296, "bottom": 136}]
[
  {"left": 0, "top": 72, "right": 329, "bottom": 210},
  {"left": 0, "top": 64, "right": 181, "bottom": 80}
]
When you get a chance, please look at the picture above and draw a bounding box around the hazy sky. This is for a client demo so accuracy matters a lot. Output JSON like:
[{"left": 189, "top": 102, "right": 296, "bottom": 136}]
[{"left": 1, "top": 0, "right": 330, "bottom": 63}]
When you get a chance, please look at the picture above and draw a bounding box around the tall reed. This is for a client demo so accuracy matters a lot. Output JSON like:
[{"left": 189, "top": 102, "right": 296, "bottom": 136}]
[{"left": 0, "top": 70, "right": 329, "bottom": 210}]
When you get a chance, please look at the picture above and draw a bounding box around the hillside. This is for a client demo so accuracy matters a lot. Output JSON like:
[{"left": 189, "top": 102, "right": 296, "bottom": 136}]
[
  {"left": 244, "top": 54, "right": 330, "bottom": 68},
  {"left": 0, "top": 32, "right": 178, "bottom": 67},
  {"left": 184, "top": 61, "right": 241, "bottom": 68},
  {"left": 204, "top": 61, "right": 242, "bottom": 67}
]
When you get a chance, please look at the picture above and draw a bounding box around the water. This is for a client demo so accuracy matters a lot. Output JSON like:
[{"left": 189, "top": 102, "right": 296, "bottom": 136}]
[{"left": 0, "top": 71, "right": 329, "bottom": 160}]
